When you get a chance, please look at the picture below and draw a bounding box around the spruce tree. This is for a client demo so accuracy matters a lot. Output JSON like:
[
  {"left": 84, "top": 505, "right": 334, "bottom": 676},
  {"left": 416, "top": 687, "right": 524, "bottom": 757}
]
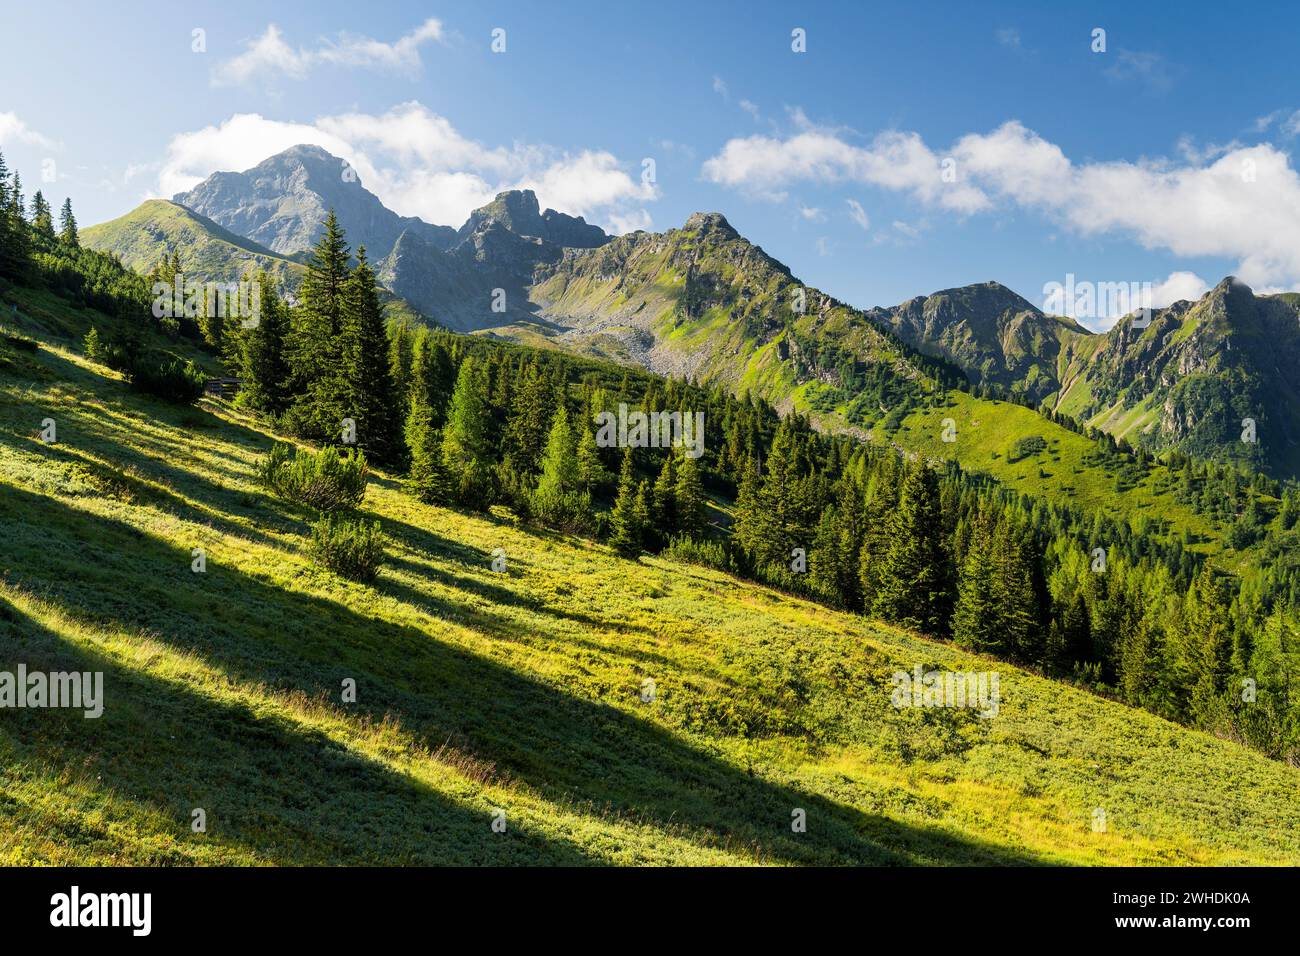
[
  {"left": 57, "top": 197, "right": 78, "bottom": 246},
  {"left": 535, "top": 402, "right": 580, "bottom": 501},
  {"left": 952, "top": 523, "right": 1001, "bottom": 652},
  {"left": 5, "top": 172, "right": 31, "bottom": 278},
  {"left": 608, "top": 449, "right": 642, "bottom": 558},
  {"left": 239, "top": 273, "right": 292, "bottom": 414},
  {"left": 291, "top": 210, "right": 351, "bottom": 434},
  {"left": 341, "top": 247, "right": 399, "bottom": 465},
  {"left": 871, "top": 459, "right": 952, "bottom": 636},
  {"left": 576, "top": 425, "right": 609, "bottom": 493},
  {"left": 405, "top": 340, "right": 452, "bottom": 503},
  {"left": 652, "top": 454, "right": 678, "bottom": 540},
  {"left": 440, "top": 356, "right": 495, "bottom": 507},
  {"left": 30, "top": 190, "right": 53, "bottom": 239},
  {"left": 674, "top": 453, "right": 706, "bottom": 538}
]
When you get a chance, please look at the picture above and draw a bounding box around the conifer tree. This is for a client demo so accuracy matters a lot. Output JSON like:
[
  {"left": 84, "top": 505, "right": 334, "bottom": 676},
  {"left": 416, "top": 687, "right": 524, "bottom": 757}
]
[
  {"left": 871, "top": 459, "right": 952, "bottom": 636},
  {"left": 440, "top": 356, "right": 495, "bottom": 507},
  {"left": 952, "top": 522, "right": 1002, "bottom": 652},
  {"left": 58, "top": 197, "right": 77, "bottom": 246},
  {"left": 609, "top": 449, "right": 642, "bottom": 558},
  {"left": 674, "top": 453, "right": 706, "bottom": 538},
  {"left": 30, "top": 190, "right": 53, "bottom": 239},
  {"left": 535, "top": 403, "right": 580, "bottom": 501},
  {"left": 576, "top": 424, "right": 609, "bottom": 493},
  {"left": 341, "top": 247, "right": 399, "bottom": 465},
  {"left": 652, "top": 454, "right": 678, "bottom": 539},
  {"left": 239, "top": 273, "right": 292, "bottom": 414},
  {"left": 291, "top": 210, "right": 351, "bottom": 433},
  {"left": 405, "top": 340, "right": 452, "bottom": 503},
  {"left": 4, "top": 171, "right": 30, "bottom": 277}
]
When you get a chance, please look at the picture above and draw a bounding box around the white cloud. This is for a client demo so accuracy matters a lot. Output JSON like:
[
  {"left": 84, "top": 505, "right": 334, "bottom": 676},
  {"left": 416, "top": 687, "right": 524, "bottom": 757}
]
[
  {"left": 155, "top": 102, "right": 655, "bottom": 231},
  {"left": 212, "top": 19, "right": 445, "bottom": 87},
  {"left": 798, "top": 205, "right": 823, "bottom": 221},
  {"left": 0, "top": 112, "right": 58, "bottom": 150},
  {"left": 711, "top": 76, "right": 729, "bottom": 99},
  {"left": 1149, "top": 271, "right": 1210, "bottom": 309},
  {"left": 701, "top": 125, "right": 988, "bottom": 212},
  {"left": 704, "top": 117, "right": 1300, "bottom": 289},
  {"left": 739, "top": 99, "right": 761, "bottom": 121},
  {"left": 845, "top": 198, "right": 870, "bottom": 230}
]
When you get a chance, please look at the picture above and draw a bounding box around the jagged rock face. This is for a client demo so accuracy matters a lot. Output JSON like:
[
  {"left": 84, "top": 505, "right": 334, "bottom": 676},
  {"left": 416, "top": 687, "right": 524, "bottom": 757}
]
[
  {"left": 456, "top": 189, "right": 608, "bottom": 249},
  {"left": 1062, "top": 278, "right": 1300, "bottom": 474},
  {"left": 173, "top": 144, "right": 456, "bottom": 259},
  {"left": 874, "top": 281, "right": 1087, "bottom": 403}
]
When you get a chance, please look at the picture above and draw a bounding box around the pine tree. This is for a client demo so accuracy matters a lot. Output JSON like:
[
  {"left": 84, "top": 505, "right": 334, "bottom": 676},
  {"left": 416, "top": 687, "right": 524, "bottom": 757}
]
[
  {"left": 341, "top": 247, "right": 399, "bottom": 465},
  {"left": 404, "top": 340, "right": 452, "bottom": 503},
  {"left": 291, "top": 210, "right": 351, "bottom": 435},
  {"left": 952, "top": 522, "right": 1002, "bottom": 652},
  {"left": 576, "top": 425, "right": 609, "bottom": 493},
  {"left": 535, "top": 403, "right": 580, "bottom": 501},
  {"left": 30, "top": 190, "right": 53, "bottom": 239},
  {"left": 239, "top": 273, "right": 292, "bottom": 414},
  {"left": 4, "top": 171, "right": 31, "bottom": 278},
  {"left": 440, "top": 356, "right": 495, "bottom": 507},
  {"left": 652, "top": 454, "right": 678, "bottom": 540},
  {"left": 871, "top": 459, "right": 952, "bottom": 636},
  {"left": 674, "top": 453, "right": 706, "bottom": 538},
  {"left": 58, "top": 197, "right": 78, "bottom": 246},
  {"left": 608, "top": 449, "right": 642, "bottom": 558}
]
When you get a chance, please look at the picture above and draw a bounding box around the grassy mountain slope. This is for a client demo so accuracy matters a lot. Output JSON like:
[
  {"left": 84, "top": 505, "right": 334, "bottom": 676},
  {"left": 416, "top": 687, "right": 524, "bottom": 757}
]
[
  {"left": 2, "top": 290, "right": 1298, "bottom": 866},
  {"left": 1055, "top": 278, "right": 1300, "bottom": 477},
  {"left": 81, "top": 200, "right": 304, "bottom": 289},
  {"left": 872, "top": 282, "right": 1094, "bottom": 404},
  {"left": 530, "top": 212, "right": 955, "bottom": 420}
]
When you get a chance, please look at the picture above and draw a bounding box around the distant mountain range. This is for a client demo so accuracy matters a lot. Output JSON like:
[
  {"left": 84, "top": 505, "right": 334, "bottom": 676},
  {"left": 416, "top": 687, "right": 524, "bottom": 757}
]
[{"left": 82, "top": 144, "right": 1300, "bottom": 477}]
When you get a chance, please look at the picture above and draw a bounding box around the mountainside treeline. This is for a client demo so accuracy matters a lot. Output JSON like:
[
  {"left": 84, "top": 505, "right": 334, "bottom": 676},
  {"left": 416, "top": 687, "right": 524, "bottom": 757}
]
[{"left": 209, "top": 210, "right": 1300, "bottom": 764}]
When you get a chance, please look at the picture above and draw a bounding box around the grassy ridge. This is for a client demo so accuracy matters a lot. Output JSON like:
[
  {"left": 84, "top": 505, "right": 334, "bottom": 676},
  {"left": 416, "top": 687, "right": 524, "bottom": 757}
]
[{"left": 1, "top": 296, "right": 1298, "bottom": 865}]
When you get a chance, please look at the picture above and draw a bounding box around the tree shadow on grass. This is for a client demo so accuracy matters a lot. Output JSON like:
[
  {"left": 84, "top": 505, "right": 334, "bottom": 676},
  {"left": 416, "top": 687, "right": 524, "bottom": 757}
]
[
  {"left": 0, "top": 484, "right": 1047, "bottom": 866},
  {"left": 0, "top": 595, "right": 595, "bottom": 866}
]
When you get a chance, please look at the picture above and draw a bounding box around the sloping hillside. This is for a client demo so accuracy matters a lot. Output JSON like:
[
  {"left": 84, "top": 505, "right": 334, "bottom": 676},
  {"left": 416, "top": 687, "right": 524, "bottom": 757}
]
[
  {"left": 1, "top": 290, "right": 1297, "bottom": 866},
  {"left": 81, "top": 200, "right": 305, "bottom": 289}
]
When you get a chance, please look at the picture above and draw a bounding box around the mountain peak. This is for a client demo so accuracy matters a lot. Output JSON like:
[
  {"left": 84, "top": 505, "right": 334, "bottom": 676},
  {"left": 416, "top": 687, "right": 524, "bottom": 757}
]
[
  {"left": 457, "top": 189, "right": 607, "bottom": 249},
  {"left": 172, "top": 145, "right": 455, "bottom": 258},
  {"left": 682, "top": 211, "right": 738, "bottom": 239}
]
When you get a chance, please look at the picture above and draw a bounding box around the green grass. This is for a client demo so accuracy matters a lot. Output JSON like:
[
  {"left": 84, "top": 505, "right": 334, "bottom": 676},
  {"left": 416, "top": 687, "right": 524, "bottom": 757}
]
[
  {"left": 2, "top": 303, "right": 1299, "bottom": 866},
  {"left": 878, "top": 391, "right": 1231, "bottom": 557}
]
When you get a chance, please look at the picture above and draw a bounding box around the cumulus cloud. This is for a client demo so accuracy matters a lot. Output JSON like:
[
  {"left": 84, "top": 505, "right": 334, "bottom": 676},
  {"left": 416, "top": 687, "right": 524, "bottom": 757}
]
[
  {"left": 155, "top": 102, "right": 656, "bottom": 232},
  {"left": 704, "top": 117, "right": 1300, "bottom": 288},
  {"left": 1149, "top": 271, "right": 1211, "bottom": 308},
  {"left": 701, "top": 125, "right": 988, "bottom": 212},
  {"left": 0, "top": 112, "right": 58, "bottom": 150},
  {"left": 212, "top": 19, "right": 445, "bottom": 86}
]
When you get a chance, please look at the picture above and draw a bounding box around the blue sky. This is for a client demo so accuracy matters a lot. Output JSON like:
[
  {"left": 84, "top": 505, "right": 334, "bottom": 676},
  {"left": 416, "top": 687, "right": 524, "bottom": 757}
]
[{"left": 4, "top": 0, "right": 1300, "bottom": 329}]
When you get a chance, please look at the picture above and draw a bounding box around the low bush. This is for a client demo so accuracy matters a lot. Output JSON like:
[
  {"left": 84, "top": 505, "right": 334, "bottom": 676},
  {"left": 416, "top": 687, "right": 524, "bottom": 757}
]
[
  {"left": 258, "top": 443, "right": 369, "bottom": 513},
  {"left": 308, "top": 514, "right": 385, "bottom": 581}
]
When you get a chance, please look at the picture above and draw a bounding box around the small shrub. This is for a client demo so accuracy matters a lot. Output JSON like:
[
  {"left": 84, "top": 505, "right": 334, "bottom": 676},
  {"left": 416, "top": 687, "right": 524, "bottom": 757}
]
[
  {"left": 309, "top": 514, "right": 385, "bottom": 581},
  {"left": 128, "top": 354, "right": 206, "bottom": 403},
  {"left": 259, "top": 443, "right": 368, "bottom": 512},
  {"left": 662, "top": 534, "right": 738, "bottom": 574},
  {"left": 528, "top": 488, "right": 593, "bottom": 534}
]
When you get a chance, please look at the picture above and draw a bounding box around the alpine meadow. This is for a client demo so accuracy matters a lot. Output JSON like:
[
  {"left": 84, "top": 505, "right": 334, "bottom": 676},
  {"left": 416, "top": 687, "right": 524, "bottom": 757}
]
[{"left": 2, "top": 0, "right": 1299, "bottom": 938}]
